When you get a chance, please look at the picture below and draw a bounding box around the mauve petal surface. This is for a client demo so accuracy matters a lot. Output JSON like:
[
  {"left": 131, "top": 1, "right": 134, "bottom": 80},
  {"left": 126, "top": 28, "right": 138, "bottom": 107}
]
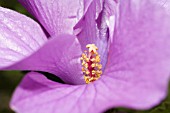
[
  {"left": 75, "top": 0, "right": 116, "bottom": 69},
  {"left": 18, "top": 0, "right": 93, "bottom": 36},
  {"left": 103, "top": 0, "right": 170, "bottom": 109},
  {"left": 74, "top": 0, "right": 101, "bottom": 47},
  {"left": 0, "top": 7, "right": 47, "bottom": 69},
  {"left": 5, "top": 34, "right": 84, "bottom": 85}
]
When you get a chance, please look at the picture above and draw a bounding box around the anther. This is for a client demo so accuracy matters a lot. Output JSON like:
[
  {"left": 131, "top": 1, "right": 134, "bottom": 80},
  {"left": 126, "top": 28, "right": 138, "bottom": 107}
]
[{"left": 81, "top": 44, "right": 102, "bottom": 84}]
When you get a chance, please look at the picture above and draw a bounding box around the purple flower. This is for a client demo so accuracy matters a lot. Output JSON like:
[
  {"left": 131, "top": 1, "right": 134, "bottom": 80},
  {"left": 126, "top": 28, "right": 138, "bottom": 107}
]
[{"left": 0, "top": 0, "right": 170, "bottom": 113}]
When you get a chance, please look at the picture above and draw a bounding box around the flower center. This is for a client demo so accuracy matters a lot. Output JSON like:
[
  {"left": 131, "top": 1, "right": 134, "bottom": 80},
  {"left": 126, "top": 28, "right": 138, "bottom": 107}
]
[{"left": 80, "top": 44, "right": 102, "bottom": 84}]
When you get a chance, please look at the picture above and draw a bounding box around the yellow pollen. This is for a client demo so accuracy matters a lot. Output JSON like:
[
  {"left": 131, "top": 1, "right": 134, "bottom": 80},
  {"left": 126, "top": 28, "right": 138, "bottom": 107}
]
[
  {"left": 86, "top": 44, "right": 98, "bottom": 53},
  {"left": 92, "top": 70, "right": 96, "bottom": 75},
  {"left": 80, "top": 44, "right": 102, "bottom": 84},
  {"left": 91, "top": 63, "right": 96, "bottom": 68},
  {"left": 85, "top": 70, "right": 90, "bottom": 75}
]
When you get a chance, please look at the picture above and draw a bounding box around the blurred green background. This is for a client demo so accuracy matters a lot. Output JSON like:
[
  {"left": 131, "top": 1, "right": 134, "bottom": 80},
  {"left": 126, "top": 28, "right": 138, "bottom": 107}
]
[{"left": 0, "top": 1, "right": 170, "bottom": 113}]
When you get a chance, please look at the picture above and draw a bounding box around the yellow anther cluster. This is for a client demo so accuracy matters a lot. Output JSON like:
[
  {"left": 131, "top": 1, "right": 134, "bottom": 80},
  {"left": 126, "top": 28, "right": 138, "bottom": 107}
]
[{"left": 80, "top": 44, "right": 102, "bottom": 84}]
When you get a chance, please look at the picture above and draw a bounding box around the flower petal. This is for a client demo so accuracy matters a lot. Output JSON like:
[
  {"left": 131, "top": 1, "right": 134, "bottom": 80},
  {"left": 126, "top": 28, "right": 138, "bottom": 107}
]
[
  {"left": 19, "top": 0, "right": 93, "bottom": 36},
  {"left": 104, "top": 0, "right": 170, "bottom": 109},
  {"left": 9, "top": 72, "right": 120, "bottom": 113},
  {"left": 0, "top": 7, "right": 47, "bottom": 69},
  {"left": 4, "top": 34, "right": 84, "bottom": 85}
]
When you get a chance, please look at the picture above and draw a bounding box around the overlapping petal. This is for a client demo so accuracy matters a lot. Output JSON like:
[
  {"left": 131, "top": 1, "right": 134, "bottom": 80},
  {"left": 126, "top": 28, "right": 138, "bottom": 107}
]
[
  {"left": 74, "top": 0, "right": 101, "bottom": 47},
  {"left": 4, "top": 0, "right": 170, "bottom": 113},
  {"left": 18, "top": 0, "right": 94, "bottom": 36},
  {"left": 104, "top": 0, "right": 170, "bottom": 108},
  {"left": 4, "top": 34, "right": 84, "bottom": 85},
  {"left": 0, "top": 7, "right": 47, "bottom": 69},
  {"left": 75, "top": 0, "right": 116, "bottom": 69},
  {"left": 18, "top": 0, "right": 116, "bottom": 70}
]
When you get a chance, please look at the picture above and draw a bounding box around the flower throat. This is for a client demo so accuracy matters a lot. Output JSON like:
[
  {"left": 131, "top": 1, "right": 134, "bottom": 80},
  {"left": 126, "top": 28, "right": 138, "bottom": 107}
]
[{"left": 81, "top": 44, "right": 102, "bottom": 84}]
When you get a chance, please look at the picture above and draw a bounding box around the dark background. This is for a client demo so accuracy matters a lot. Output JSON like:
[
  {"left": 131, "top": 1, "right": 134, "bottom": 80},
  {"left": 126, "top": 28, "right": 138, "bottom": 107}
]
[{"left": 0, "top": 1, "right": 170, "bottom": 113}]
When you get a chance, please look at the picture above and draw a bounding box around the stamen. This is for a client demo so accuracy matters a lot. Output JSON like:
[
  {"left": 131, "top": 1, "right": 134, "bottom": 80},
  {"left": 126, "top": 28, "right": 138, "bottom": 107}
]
[{"left": 80, "top": 44, "right": 102, "bottom": 84}]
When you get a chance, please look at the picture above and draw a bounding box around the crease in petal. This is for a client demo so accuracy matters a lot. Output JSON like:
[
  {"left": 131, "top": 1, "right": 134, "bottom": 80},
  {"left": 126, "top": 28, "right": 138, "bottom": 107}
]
[
  {"left": 0, "top": 6, "right": 47, "bottom": 69},
  {"left": 4, "top": 34, "right": 84, "bottom": 85}
]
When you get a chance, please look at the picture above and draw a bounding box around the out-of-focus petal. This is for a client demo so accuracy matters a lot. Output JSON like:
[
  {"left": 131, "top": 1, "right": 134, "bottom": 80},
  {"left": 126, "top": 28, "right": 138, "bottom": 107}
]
[
  {"left": 0, "top": 7, "right": 47, "bottom": 69},
  {"left": 19, "top": 0, "right": 93, "bottom": 36},
  {"left": 4, "top": 34, "right": 84, "bottom": 85},
  {"left": 104, "top": 0, "right": 170, "bottom": 109}
]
